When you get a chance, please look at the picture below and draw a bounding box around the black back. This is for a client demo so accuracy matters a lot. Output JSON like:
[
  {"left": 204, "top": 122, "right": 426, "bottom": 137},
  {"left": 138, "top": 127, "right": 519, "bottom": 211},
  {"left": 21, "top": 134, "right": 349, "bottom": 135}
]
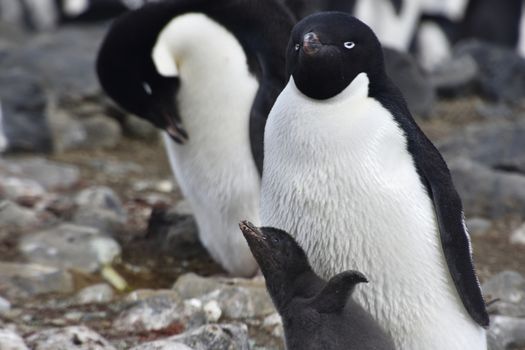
[{"left": 96, "top": 0, "right": 294, "bottom": 173}]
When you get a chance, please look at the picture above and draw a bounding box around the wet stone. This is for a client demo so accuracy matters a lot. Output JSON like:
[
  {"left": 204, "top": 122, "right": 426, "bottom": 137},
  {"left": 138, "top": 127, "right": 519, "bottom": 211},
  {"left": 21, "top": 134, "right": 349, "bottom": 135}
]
[
  {"left": 26, "top": 326, "right": 116, "bottom": 350},
  {"left": 19, "top": 224, "right": 121, "bottom": 273}
]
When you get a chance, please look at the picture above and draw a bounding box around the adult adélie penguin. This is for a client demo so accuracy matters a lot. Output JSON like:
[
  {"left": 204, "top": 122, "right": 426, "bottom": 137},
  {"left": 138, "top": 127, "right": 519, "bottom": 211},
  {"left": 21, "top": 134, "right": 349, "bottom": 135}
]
[
  {"left": 96, "top": 0, "right": 294, "bottom": 276},
  {"left": 260, "top": 12, "right": 489, "bottom": 349}
]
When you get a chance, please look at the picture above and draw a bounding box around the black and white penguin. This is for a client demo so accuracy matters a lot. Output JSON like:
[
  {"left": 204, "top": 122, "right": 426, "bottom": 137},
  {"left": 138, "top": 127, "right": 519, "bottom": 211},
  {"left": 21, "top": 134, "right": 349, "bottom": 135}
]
[
  {"left": 239, "top": 221, "right": 395, "bottom": 350},
  {"left": 96, "top": 0, "right": 294, "bottom": 276},
  {"left": 260, "top": 12, "right": 489, "bottom": 349}
]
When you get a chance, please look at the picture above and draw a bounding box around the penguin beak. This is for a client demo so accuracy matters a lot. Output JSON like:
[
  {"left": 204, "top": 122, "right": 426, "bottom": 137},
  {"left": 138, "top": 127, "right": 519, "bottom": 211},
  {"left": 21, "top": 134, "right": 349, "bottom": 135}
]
[
  {"left": 302, "top": 32, "right": 322, "bottom": 56},
  {"left": 163, "top": 112, "right": 189, "bottom": 144},
  {"left": 239, "top": 221, "right": 265, "bottom": 242}
]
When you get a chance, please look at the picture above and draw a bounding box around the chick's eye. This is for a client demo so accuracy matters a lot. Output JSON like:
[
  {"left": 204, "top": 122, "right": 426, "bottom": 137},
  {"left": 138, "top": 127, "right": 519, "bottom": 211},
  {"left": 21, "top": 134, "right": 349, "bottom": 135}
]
[
  {"left": 271, "top": 236, "right": 280, "bottom": 244},
  {"left": 294, "top": 43, "right": 300, "bottom": 51},
  {"left": 344, "top": 41, "right": 355, "bottom": 49}
]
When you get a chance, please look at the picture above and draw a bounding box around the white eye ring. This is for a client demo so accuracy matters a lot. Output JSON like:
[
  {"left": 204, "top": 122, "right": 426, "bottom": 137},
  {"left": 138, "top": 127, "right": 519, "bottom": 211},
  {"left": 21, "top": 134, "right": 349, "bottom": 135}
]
[
  {"left": 344, "top": 41, "right": 355, "bottom": 49},
  {"left": 294, "top": 44, "right": 300, "bottom": 51}
]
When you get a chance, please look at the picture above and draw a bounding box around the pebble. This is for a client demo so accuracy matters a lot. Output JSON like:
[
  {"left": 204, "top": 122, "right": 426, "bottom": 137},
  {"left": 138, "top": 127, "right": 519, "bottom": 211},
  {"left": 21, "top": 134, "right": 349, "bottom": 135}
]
[
  {"left": 466, "top": 217, "right": 492, "bottom": 237},
  {"left": 173, "top": 273, "right": 274, "bottom": 320},
  {"left": 510, "top": 223, "right": 525, "bottom": 246},
  {"left": 0, "top": 158, "right": 79, "bottom": 191},
  {"left": 0, "top": 296, "right": 11, "bottom": 314},
  {"left": 19, "top": 224, "right": 121, "bottom": 273},
  {"left": 483, "top": 270, "right": 525, "bottom": 317},
  {"left": 113, "top": 293, "right": 205, "bottom": 332},
  {"left": 73, "top": 186, "right": 127, "bottom": 234},
  {"left": 0, "top": 177, "right": 46, "bottom": 202},
  {"left": 0, "top": 200, "right": 39, "bottom": 229},
  {"left": 262, "top": 313, "right": 284, "bottom": 338},
  {"left": 26, "top": 326, "right": 116, "bottom": 350},
  {"left": 75, "top": 283, "right": 114, "bottom": 304},
  {"left": 130, "top": 324, "right": 250, "bottom": 350},
  {"left": 489, "top": 315, "right": 525, "bottom": 349},
  {"left": 0, "top": 328, "right": 29, "bottom": 350},
  {"left": 203, "top": 300, "right": 222, "bottom": 323}
]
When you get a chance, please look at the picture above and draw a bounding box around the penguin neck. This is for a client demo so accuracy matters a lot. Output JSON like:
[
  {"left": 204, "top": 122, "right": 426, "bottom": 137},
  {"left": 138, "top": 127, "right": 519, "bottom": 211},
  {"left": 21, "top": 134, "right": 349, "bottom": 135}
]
[
  {"left": 267, "top": 268, "right": 323, "bottom": 313},
  {"left": 290, "top": 72, "right": 370, "bottom": 105}
]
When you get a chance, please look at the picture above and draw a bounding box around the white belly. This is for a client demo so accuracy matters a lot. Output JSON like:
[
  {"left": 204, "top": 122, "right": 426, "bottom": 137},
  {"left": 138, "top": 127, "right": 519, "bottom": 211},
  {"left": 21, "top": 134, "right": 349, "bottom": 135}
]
[
  {"left": 156, "top": 13, "right": 261, "bottom": 276},
  {"left": 261, "top": 75, "right": 486, "bottom": 349}
]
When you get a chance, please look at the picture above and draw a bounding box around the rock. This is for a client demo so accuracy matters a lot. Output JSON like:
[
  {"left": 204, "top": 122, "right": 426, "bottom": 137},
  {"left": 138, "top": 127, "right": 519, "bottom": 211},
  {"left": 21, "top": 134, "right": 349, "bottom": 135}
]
[
  {"left": 75, "top": 284, "right": 114, "bottom": 304},
  {"left": 383, "top": 47, "right": 435, "bottom": 116},
  {"left": 0, "top": 200, "right": 40, "bottom": 229},
  {"left": 0, "top": 328, "right": 29, "bottom": 350},
  {"left": 466, "top": 217, "right": 492, "bottom": 237},
  {"left": 0, "top": 177, "right": 46, "bottom": 203},
  {"left": 489, "top": 315, "right": 525, "bottom": 349},
  {"left": 262, "top": 313, "right": 284, "bottom": 339},
  {"left": 203, "top": 300, "right": 222, "bottom": 323},
  {"left": 146, "top": 206, "right": 198, "bottom": 252},
  {"left": 80, "top": 115, "right": 122, "bottom": 150},
  {"left": 510, "top": 223, "right": 525, "bottom": 246},
  {"left": 122, "top": 114, "right": 159, "bottom": 141},
  {"left": 130, "top": 342, "right": 192, "bottom": 350},
  {"left": 19, "top": 224, "right": 121, "bottom": 273},
  {"left": 483, "top": 271, "right": 525, "bottom": 317},
  {"left": 454, "top": 40, "right": 525, "bottom": 104},
  {"left": 130, "top": 324, "right": 250, "bottom": 350},
  {"left": 26, "top": 326, "right": 116, "bottom": 350},
  {"left": 0, "top": 295, "right": 10, "bottom": 314},
  {"left": 114, "top": 292, "right": 205, "bottom": 332},
  {"left": 0, "top": 69, "right": 52, "bottom": 153},
  {"left": 447, "top": 158, "right": 525, "bottom": 219},
  {"left": 173, "top": 274, "right": 274, "bottom": 319},
  {"left": 429, "top": 54, "right": 478, "bottom": 97},
  {"left": 0, "top": 157, "right": 79, "bottom": 190},
  {"left": 88, "top": 159, "right": 143, "bottom": 178},
  {"left": 437, "top": 121, "right": 525, "bottom": 174},
  {"left": 73, "top": 186, "right": 127, "bottom": 234},
  {"left": 0, "top": 262, "right": 73, "bottom": 299}
]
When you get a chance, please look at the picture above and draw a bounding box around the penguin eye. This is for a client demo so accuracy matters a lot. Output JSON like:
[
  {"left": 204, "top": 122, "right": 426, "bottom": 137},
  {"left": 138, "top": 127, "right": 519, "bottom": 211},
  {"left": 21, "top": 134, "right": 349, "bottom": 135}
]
[
  {"left": 271, "top": 236, "right": 280, "bottom": 244},
  {"left": 294, "top": 43, "right": 300, "bottom": 51},
  {"left": 344, "top": 41, "right": 356, "bottom": 49}
]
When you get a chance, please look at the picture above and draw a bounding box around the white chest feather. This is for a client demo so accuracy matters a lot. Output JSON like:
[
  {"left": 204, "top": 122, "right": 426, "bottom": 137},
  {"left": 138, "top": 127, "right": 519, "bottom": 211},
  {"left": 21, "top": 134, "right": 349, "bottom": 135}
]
[
  {"left": 261, "top": 74, "right": 486, "bottom": 349},
  {"left": 153, "top": 14, "right": 260, "bottom": 276}
]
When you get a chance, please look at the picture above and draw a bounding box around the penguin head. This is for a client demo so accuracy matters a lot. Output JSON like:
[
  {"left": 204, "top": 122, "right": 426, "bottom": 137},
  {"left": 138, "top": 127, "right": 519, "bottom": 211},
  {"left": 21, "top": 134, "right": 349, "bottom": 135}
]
[
  {"left": 96, "top": 4, "right": 188, "bottom": 143},
  {"left": 286, "top": 12, "right": 385, "bottom": 99},
  {"left": 239, "top": 221, "right": 310, "bottom": 278}
]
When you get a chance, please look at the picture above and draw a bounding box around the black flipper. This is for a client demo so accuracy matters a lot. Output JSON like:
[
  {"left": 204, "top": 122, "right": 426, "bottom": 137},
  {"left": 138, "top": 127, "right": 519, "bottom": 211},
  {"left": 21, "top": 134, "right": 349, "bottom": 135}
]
[
  {"left": 310, "top": 270, "right": 368, "bottom": 314},
  {"left": 372, "top": 80, "right": 489, "bottom": 328}
]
